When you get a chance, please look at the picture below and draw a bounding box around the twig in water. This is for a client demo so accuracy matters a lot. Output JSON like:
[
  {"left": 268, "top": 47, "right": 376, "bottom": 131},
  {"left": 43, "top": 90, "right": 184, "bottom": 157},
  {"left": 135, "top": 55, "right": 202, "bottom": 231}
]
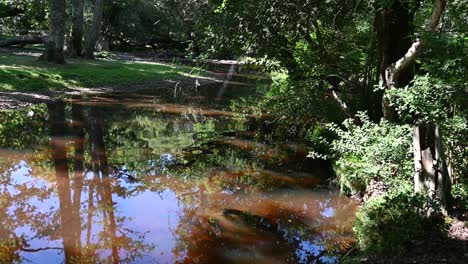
[{"left": 174, "top": 82, "right": 181, "bottom": 99}]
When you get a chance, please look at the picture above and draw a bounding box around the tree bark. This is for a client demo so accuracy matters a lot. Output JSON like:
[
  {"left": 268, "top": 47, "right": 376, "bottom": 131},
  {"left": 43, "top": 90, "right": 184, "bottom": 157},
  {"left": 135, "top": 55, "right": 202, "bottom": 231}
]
[
  {"left": 413, "top": 123, "right": 451, "bottom": 206},
  {"left": 375, "top": 0, "right": 416, "bottom": 120},
  {"left": 379, "top": 0, "right": 450, "bottom": 206},
  {"left": 41, "top": 0, "right": 66, "bottom": 64},
  {"left": 0, "top": 35, "right": 46, "bottom": 47},
  {"left": 85, "top": 0, "right": 105, "bottom": 59},
  {"left": 70, "top": 0, "right": 84, "bottom": 57}
]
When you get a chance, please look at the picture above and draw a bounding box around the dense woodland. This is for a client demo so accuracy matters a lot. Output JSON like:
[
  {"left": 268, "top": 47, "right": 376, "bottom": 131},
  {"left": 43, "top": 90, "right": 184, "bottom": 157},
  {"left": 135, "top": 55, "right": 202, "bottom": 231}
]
[{"left": 0, "top": 0, "right": 467, "bottom": 263}]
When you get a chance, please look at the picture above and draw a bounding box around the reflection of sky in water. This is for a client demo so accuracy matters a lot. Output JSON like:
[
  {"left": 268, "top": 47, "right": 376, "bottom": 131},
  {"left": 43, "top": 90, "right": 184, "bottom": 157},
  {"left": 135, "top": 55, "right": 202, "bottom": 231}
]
[
  {"left": 296, "top": 240, "right": 338, "bottom": 264},
  {"left": 115, "top": 189, "right": 181, "bottom": 263},
  {"left": 0, "top": 102, "right": 357, "bottom": 263},
  {"left": 0, "top": 154, "right": 355, "bottom": 263},
  {"left": 3, "top": 160, "right": 182, "bottom": 263},
  {"left": 322, "top": 207, "right": 335, "bottom": 218},
  {"left": 5, "top": 161, "right": 62, "bottom": 264}
]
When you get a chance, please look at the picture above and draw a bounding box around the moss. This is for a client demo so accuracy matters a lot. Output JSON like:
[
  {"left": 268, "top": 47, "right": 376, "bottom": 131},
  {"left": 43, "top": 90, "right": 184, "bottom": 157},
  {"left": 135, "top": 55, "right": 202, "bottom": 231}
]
[{"left": 0, "top": 55, "right": 206, "bottom": 92}]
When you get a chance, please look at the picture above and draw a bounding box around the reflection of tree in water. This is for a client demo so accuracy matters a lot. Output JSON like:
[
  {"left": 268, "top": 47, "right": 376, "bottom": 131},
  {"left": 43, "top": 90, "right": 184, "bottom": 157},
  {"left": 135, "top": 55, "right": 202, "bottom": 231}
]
[
  {"left": 148, "top": 142, "right": 357, "bottom": 263},
  {"left": 0, "top": 163, "right": 56, "bottom": 262},
  {"left": 1, "top": 100, "right": 358, "bottom": 263},
  {"left": 171, "top": 187, "right": 357, "bottom": 264},
  {"left": 49, "top": 103, "right": 155, "bottom": 263},
  {"left": 92, "top": 107, "right": 357, "bottom": 263},
  {"left": 119, "top": 145, "right": 356, "bottom": 263},
  {"left": 0, "top": 102, "right": 155, "bottom": 263},
  {"left": 0, "top": 106, "right": 56, "bottom": 262}
]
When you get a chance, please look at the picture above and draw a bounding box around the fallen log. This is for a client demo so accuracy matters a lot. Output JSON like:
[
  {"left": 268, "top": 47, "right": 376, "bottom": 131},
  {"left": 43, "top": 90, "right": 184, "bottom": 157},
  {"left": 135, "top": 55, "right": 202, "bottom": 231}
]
[
  {"left": 0, "top": 3, "right": 23, "bottom": 18},
  {"left": 0, "top": 35, "right": 46, "bottom": 47}
]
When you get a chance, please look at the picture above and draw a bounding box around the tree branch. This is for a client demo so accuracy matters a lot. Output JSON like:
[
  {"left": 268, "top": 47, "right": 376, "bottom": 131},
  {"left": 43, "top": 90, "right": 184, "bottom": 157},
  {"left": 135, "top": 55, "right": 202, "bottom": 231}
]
[
  {"left": 385, "top": 0, "right": 447, "bottom": 86},
  {"left": 22, "top": 247, "right": 63, "bottom": 252},
  {"left": 331, "top": 90, "right": 352, "bottom": 118}
]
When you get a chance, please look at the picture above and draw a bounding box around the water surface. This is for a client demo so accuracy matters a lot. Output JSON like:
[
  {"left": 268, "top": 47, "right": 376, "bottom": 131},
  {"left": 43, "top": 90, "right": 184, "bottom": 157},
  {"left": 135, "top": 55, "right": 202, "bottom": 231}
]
[{"left": 0, "top": 67, "right": 358, "bottom": 263}]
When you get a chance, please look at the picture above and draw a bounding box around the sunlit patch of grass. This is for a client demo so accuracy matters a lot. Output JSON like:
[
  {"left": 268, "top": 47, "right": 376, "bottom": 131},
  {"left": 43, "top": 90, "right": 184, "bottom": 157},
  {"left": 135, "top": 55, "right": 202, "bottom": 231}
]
[{"left": 0, "top": 55, "right": 207, "bottom": 92}]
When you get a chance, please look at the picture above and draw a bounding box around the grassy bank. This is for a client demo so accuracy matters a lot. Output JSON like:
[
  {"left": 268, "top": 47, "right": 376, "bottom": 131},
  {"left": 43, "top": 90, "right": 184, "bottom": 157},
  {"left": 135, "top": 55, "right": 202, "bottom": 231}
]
[{"left": 0, "top": 54, "right": 205, "bottom": 92}]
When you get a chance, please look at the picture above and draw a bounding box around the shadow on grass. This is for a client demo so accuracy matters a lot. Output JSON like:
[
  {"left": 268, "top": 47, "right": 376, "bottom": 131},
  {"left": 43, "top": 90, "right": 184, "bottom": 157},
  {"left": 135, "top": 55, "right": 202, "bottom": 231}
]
[{"left": 0, "top": 55, "right": 205, "bottom": 92}]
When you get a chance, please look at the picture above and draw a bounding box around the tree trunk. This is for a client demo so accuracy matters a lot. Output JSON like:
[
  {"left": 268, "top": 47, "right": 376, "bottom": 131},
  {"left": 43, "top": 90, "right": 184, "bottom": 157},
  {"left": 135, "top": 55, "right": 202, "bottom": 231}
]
[
  {"left": 41, "top": 0, "right": 66, "bottom": 64},
  {"left": 70, "top": 0, "right": 84, "bottom": 57},
  {"left": 375, "top": 0, "right": 415, "bottom": 120},
  {"left": 71, "top": 103, "right": 85, "bottom": 252},
  {"left": 0, "top": 35, "right": 46, "bottom": 47},
  {"left": 85, "top": 0, "right": 105, "bottom": 59},
  {"left": 413, "top": 123, "right": 451, "bottom": 206},
  {"left": 86, "top": 107, "right": 120, "bottom": 264},
  {"left": 376, "top": 0, "right": 451, "bottom": 207},
  {"left": 48, "top": 102, "right": 78, "bottom": 263}
]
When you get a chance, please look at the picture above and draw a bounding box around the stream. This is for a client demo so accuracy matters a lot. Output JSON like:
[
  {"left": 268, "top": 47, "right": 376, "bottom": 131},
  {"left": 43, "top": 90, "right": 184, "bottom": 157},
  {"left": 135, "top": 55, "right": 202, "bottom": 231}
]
[{"left": 0, "top": 64, "right": 358, "bottom": 263}]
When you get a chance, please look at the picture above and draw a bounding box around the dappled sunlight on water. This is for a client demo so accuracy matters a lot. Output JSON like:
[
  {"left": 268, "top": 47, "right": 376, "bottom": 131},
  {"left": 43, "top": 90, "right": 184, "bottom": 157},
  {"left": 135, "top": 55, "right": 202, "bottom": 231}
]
[{"left": 0, "top": 72, "right": 358, "bottom": 263}]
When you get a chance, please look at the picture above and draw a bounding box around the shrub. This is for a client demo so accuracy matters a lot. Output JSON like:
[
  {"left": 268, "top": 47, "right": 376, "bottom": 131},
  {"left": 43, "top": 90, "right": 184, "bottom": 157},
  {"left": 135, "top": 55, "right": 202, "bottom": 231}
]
[
  {"left": 328, "top": 113, "right": 413, "bottom": 194},
  {"left": 354, "top": 187, "right": 444, "bottom": 253},
  {"left": 387, "top": 74, "right": 468, "bottom": 184},
  {"left": 0, "top": 104, "right": 49, "bottom": 149},
  {"left": 452, "top": 183, "right": 468, "bottom": 217}
]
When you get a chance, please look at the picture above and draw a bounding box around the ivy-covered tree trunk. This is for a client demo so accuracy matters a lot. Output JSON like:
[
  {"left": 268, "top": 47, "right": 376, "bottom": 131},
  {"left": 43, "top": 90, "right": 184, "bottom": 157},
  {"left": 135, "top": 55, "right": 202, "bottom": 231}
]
[
  {"left": 85, "top": 0, "right": 105, "bottom": 59},
  {"left": 41, "top": 0, "right": 66, "bottom": 63},
  {"left": 70, "top": 0, "right": 84, "bottom": 57}
]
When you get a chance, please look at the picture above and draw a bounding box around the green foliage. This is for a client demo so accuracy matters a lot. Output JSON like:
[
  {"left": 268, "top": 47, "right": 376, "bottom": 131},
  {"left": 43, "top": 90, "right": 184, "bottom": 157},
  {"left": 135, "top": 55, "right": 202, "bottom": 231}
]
[
  {"left": 387, "top": 74, "right": 468, "bottom": 182},
  {"left": 328, "top": 113, "right": 413, "bottom": 194},
  {"left": 452, "top": 183, "right": 468, "bottom": 213},
  {"left": 354, "top": 188, "right": 443, "bottom": 253},
  {"left": 198, "top": 0, "right": 379, "bottom": 145},
  {"left": 260, "top": 76, "right": 346, "bottom": 139},
  {"left": 306, "top": 123, "right": 337, "bottom": 160},
  {"left": 387, "top": 75, "right": 458, "bottom": 124},
  {"left": 0, "top": 0, "right": 48, "bottom": 34},
  {"left": 0, "top": 104, "right": 48, "bottom": 148},
  {"left": 0, "top": 55, "right": 206, "bottom": 91},
  {"left": 229, "top": 96, "right": 262, "bottom": 115},
  {"left": 103, "top": 0, "right": 209, "bottom": 50},
  {"left": 442, "top": 114, "right": 468, "bottom": 182}
]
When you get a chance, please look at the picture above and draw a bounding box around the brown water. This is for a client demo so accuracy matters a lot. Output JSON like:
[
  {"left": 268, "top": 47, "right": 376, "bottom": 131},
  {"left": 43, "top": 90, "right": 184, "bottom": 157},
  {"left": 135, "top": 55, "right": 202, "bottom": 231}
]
[{"left": 0, "top": 68, "right": 358, "bottom": 263}]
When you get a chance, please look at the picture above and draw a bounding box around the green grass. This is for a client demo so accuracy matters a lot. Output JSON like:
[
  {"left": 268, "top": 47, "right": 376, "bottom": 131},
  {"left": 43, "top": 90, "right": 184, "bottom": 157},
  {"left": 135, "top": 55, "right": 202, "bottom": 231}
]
[{"left": 0, "top": 55, "right": 206, "bottom": 92}]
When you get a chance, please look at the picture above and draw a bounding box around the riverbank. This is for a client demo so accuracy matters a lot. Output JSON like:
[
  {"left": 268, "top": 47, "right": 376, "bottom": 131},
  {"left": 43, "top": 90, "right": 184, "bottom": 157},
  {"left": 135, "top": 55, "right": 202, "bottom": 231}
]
[
  {"left": 343, "top": 180, "right": 468, "bottom": 263},
  {"left": 0, "top": 51, "right": 227, "bottom": 110},
  {"left": 2, "top": 48, "right": 466, "bottom": 264},
  {"left": 343, "top": 218, "right": 468, "bottom": 263}
]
